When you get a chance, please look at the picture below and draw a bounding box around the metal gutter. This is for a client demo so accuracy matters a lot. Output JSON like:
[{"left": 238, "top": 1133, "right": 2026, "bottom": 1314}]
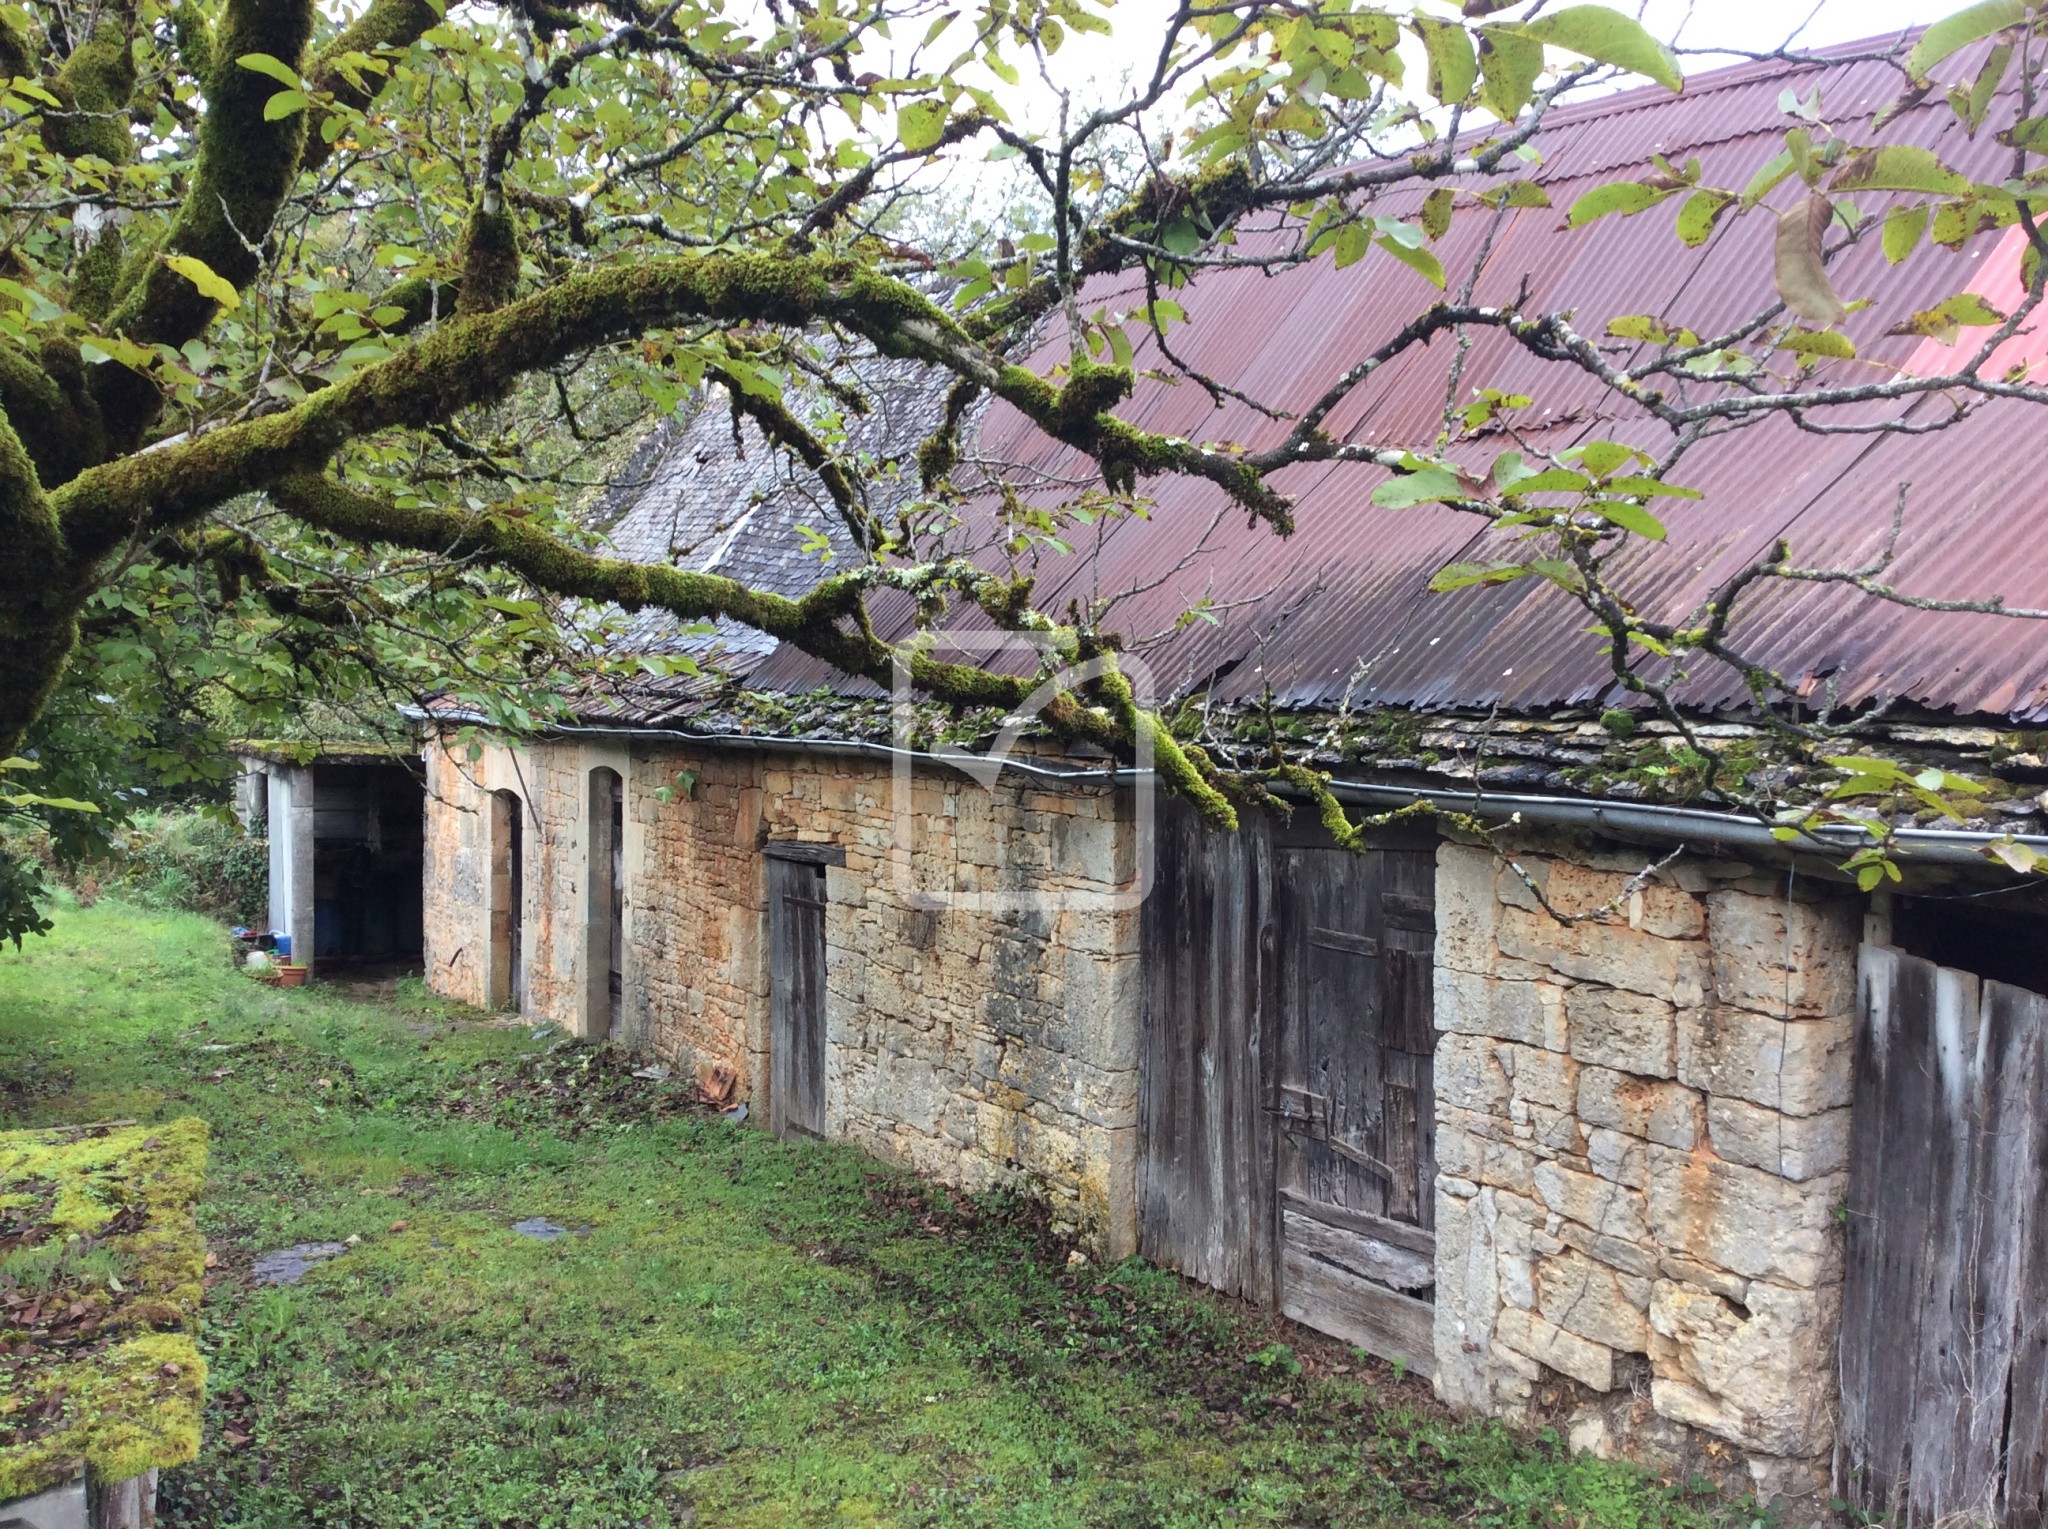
[
  {"left": 403, "top": 709, "right": 2047, "bottom": 868},
  {"left": 1318, "top": 777, "right": 2048, "bottom": 869}
]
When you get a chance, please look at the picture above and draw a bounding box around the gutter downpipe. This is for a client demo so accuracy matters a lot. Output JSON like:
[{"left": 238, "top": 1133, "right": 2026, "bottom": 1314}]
[{"left": 407, "top": 712, "right": 2048, "bottom": 870}]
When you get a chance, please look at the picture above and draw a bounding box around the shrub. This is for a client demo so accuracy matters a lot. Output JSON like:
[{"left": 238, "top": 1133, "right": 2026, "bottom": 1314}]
[{"left": 114, "top": 811, "right": 268, "bottom": 927}]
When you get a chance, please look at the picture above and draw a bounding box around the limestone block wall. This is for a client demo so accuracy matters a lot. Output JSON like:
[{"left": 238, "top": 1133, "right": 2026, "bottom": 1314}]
[
  {"left": 422, "top": 734, "right": 1143, "bottom": 1254},
  {"left": 1431, "top": 835, "right": 1860, "bottom": 1499},
  {"left": 421, "top": 734, "right": 634, "bottom": 1030}
]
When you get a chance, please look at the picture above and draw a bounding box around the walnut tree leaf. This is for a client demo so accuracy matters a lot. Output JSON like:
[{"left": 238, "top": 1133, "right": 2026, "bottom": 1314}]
[{"left": 1773, "top": 193, "right": 1848, "bottom": 326}]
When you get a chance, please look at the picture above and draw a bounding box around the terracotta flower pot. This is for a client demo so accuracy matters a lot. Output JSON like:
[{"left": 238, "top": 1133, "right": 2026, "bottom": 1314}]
[{"left": 276, "top": 964, "right": 309, "bottom": 988}]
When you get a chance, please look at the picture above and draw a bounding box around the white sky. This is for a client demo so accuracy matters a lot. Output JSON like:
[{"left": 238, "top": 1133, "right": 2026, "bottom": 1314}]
[{"left": 1045, "top": 0, "right": 1966, "bottom": 114}]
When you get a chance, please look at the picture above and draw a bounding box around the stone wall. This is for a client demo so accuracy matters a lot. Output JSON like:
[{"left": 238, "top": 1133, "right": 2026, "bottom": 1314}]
[
  {"left": 1431, "top": 833, "right": 1860, "bottom": 1500},
  {"left": 421, "top": 734, "right": 1143, "bottom": 1254}
]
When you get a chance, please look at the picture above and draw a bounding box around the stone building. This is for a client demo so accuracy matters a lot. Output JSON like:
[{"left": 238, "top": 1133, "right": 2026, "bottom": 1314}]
[{"left": 418, "top": 40, "right": 2048, "bottom": 1521}]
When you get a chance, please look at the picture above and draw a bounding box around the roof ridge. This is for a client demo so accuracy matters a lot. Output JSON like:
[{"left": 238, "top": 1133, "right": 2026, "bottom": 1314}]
[{"left": 1525, "top": 25, "right": 1918, "bottom": 135}]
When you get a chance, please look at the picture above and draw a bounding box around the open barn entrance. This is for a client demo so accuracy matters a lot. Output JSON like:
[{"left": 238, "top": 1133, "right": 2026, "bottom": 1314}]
[
  {"left": 235, "top": 748, "right": 424, "bottom": 976},
  {"left": 1136, "top": 801, "right": 1438, "bottom": 1374}
]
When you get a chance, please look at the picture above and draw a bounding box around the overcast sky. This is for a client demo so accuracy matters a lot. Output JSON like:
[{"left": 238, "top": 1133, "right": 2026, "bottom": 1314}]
[{"left": 1048, "top": 0, "right": 1963, "bottom": 106}]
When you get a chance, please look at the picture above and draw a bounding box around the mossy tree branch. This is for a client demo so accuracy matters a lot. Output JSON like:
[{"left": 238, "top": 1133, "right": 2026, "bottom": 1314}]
[{"left": 51, "top": 251, "right": 1295, "bottom": 572}]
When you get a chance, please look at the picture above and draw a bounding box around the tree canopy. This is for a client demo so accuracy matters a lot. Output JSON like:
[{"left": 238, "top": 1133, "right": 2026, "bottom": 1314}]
[{"left": 3, "top": 0, "right": 2048, "bottom": 939}]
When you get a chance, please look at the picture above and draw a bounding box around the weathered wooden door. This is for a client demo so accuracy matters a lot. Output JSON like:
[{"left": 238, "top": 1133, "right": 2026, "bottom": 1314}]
[
  {"left": 1136, "top": 800, "right": 1277, "bottom": 1305},
  {"left": 1271, "top": 836, "right": 1437, "bottom": 1376},
  {"left": 1838, "top": 945, "right": 2048, "bottom": 1528},
  {"left": 767, "top": 849, "right": 829, "bottom": 1139},
  {"left": 489, "top": 789, "right": 524, "bottom": 1012},
  {"left": 606, "top": 772, "right": 624, "bottom": 1038},
  {"left": 1137, "top": 803, "right": 1437, "bottom": 1369}
]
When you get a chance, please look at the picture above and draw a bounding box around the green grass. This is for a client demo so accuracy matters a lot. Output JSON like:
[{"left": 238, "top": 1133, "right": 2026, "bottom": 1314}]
[{"left": 0, "top": 901, "right": 1743, "bottom": 1529}]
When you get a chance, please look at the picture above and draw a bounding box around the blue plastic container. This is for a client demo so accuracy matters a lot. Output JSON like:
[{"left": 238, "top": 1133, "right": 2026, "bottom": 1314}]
[{"left": 273, "top": 933, "right": 292, "bottom": 960}]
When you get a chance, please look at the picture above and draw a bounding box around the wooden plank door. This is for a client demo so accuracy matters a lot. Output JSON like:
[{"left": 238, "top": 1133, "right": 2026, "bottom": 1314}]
[
  {"left": 606, "top": 773, "right": 624, "bottom": 1038},
  {"left": 767, "top": 853, "right": 828, "bottom": 1139},
  {"left": 1135, "top": 798, "right": 1277, "bottom": 1306},
  {"left": 1838, "top": 945, "right": 2048, "bottom": 1527},
  {"left": 1272, "top": 839, "right": 1437, "bottom": 1377}
]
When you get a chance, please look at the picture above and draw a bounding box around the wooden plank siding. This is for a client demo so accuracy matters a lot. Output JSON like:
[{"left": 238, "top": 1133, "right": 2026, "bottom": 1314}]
[{"left": 1839, "top": 946, "right": 2048, "bottom": 1527}]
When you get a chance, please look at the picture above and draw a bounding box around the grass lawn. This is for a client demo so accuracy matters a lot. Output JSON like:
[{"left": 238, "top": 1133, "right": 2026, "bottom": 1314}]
[{"left": 0, "top": 900, "right": 1739, "bottom": 1529}]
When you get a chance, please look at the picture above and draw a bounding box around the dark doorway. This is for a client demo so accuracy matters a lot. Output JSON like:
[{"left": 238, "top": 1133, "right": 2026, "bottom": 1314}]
[
  {"left": 491, "top": 790, "right": 525, "bottom": 1011},
  {"left": 587, "top": 768, "right": 625, "bottom": 1040},
  {"left": 766, "top": 845, "right": 832, "bottom": 1139},
  {"left": 310, "top": 762, "right": 424, "bottom": 966}
]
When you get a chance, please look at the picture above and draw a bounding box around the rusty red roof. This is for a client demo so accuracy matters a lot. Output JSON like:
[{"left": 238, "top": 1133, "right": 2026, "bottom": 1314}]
[{"left": 686, "top": 35, "right": 2048, "bottom": 723}]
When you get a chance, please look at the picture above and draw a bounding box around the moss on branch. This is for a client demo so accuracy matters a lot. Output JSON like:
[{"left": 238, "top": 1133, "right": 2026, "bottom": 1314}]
[
  {"left": 96, "top": 0, "right": 316, "bottom": 446},
  {"left": 43, "top": 15, "right": 138, "bottom": 163},
  {"left": 59, "top": 250, "right": 1276, "bottom": 564},
  {"left": 0, "top": 410, "right": 82, "bottom": 755},
  {"left": 300, "top": 0, "right": 439, "bottom": 174}
]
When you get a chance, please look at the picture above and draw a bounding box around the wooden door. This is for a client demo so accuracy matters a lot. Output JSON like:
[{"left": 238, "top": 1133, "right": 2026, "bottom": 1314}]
[
  {"left": 606, "top": 773, "right": 624, "bottom": 1037},
  {"left": 767, "top": 851, "right": 828, "bottom": 1139},
  {"left": 1136, "top": 799, "right": 1277, "bottom": 1305},
  {"left": 1271, "top": 838, "right": 1437, "bottom": 1376},
  {"left": 489, "top": 789, "right": 524, "bottom": 1012},
  {"left": 1838, "top": 945, "right": 2048, "bottom": 1528}
]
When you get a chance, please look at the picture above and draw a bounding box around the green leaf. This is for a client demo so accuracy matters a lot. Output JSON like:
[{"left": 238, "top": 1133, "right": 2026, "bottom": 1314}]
[
  {"left": 1427, "top": 561, "right": 1536, "bottom": 592},
  {"left": 897, "top": 99, "right": 950, "bottom": 152},
  {"left": 1739, "top": 148, "right": 1797, "bottom": 209},
  {"left": 1495, "top": 7, "right": 1682, "bottom": 92},
  {"left": 1964, "top": 35, "right": 2014, "bottom": 132},
  {"left": 236, "top": 52, "right": 303, "bottom": 87},
  {"left": 1590, "top": 500, "right": 1667, "bottom": 539},
  {"left": 1372, "top": 467, "right": 1467, "bottom": 508},
  {"left": 1421, "top": 187, "right": 1455, "bottom": 241},
  {"left": 1777, "top": 327, "right": 1857, "bottom": 360},
  {"left": 1374, "top": 233, "right": 1445, "bottom": 288},
  {"left": 1473, "top": 179, "right": 1550, "bottom": 210},
  {"left": 1886, "top": 291, "right": 2008, "bottom": 343},
  {"left": 1882, "top": 203, "right": 1930, "bottom": 263},
  {"left": 1674, "top": 189, "right": 1733, "bottom": 247},
  {"left": 161, "top": 254, "right": 241, "bottom": 309},
  {"left": 1414, "top": 17, "right": 1477, "bottom": 104},
  {"left": 1829, "top": 144, "right": 1972, "bottom": 195},
  {"left": 1476, "top": 26, "right": 1545, "bottom": 119},
  {"left": 1602, "top": 475, "right": 1703, "bottom": 498},
  {"left": 1506, "top": 468, "right": 1592, "bottom": 495},
  {"left": 1572, "top": 440, "right": 1635, "bottom": 477},
  {"left": 1906, "top": 0, "right": 2029, "bottom": 81},
  {"left": 263, "top": 88, "right": 311, "bottom": 120},
  {"left": 1566, "top": 181, "right": 1666, "bottom": 227},
  {"left": 1332, "top": 221, "right": 1370, "bottom": 269}
]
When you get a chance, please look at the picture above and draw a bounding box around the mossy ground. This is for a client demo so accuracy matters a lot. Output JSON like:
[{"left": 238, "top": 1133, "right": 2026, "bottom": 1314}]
[
  {"left": 1, "top": 901, "right": 1744, "bottom": 1529},
  {"left": 0, "top": 1116, "right": 209, "bottom": 1497}
]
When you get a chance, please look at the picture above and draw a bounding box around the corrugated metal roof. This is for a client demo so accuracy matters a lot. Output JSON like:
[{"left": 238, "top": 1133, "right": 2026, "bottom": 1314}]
[{"left": 645, "top": 35, "right": 2048, "bottom": 724}]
